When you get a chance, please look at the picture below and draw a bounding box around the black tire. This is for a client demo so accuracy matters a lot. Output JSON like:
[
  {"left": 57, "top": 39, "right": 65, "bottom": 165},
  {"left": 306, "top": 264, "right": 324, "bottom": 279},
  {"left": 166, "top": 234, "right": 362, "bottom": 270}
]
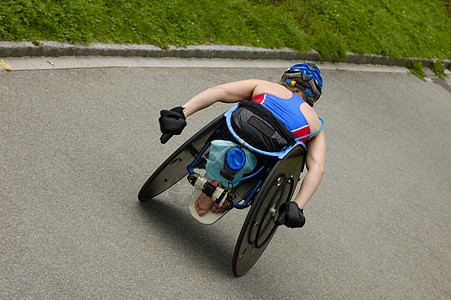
[
  {"left": 232, "top": 145, "right": 306, "bottom": 276},
  {"left": 138, "top": 115, "right": 224, "bottom": 201}
]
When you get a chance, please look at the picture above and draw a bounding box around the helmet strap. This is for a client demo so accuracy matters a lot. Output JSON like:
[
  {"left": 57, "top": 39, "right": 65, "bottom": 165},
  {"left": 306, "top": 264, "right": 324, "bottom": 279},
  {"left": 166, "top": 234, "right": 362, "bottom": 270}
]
[{"left": 285, "top": 80, "right": 314, "bottom": 102}]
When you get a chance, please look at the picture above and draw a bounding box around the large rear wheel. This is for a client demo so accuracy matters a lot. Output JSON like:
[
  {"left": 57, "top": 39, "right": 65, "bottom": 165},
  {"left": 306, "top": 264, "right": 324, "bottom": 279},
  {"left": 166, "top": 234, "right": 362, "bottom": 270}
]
[{"left": 232, "top": 145, "right": 306, "bottom": 276}]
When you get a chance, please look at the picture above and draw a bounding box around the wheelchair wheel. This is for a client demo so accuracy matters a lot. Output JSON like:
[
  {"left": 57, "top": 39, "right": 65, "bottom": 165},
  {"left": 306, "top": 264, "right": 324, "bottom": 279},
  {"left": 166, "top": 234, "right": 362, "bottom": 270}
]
[
  {"left": 138, "top": 115, "right": 223, "bottom": 201},
  {"left": 232, "top": 145, "right": 306, "bottom": 276}
]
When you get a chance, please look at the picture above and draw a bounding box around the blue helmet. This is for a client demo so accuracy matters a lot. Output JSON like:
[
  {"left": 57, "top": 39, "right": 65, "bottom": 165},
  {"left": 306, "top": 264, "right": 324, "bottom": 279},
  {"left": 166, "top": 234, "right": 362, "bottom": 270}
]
[{"left": 281, "top": 62, "right": 323, "bottom": 103}]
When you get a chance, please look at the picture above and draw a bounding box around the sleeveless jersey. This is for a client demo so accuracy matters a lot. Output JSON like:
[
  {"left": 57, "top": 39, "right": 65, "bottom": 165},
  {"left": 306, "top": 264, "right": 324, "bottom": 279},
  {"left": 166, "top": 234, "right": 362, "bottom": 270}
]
[{"left": 252, "top": 93, "right": 310, "bottom": 142}]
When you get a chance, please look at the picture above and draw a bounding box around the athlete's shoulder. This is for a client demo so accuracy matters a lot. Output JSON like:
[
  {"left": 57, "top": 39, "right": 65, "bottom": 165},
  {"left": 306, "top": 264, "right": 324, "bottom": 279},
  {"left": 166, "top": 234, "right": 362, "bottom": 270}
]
[
  {"left": 252, "top": 82, "right": 292, "bottom": 99},
  {"left": 301, "top": 103, "right": 322, "bottom": 133}
]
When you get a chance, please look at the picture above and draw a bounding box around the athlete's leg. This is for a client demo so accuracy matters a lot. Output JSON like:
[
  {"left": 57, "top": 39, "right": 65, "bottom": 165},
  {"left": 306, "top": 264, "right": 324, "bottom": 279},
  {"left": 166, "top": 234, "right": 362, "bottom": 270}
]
[{"left": 195, "top": 180, "right": 226, "bottom": 216}]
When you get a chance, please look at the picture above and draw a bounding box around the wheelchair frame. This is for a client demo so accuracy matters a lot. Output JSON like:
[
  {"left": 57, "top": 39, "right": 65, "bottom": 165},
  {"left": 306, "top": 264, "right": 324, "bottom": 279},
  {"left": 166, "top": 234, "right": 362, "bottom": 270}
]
[{"left": 138, "top": 105, "right": 307, "bottom": 276}]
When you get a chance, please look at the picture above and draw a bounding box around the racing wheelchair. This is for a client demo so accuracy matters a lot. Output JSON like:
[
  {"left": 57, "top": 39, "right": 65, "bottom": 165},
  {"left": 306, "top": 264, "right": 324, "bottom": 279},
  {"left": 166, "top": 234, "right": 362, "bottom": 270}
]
[{"left": 138, "top": 103, "right": 320, "bottom": 276}]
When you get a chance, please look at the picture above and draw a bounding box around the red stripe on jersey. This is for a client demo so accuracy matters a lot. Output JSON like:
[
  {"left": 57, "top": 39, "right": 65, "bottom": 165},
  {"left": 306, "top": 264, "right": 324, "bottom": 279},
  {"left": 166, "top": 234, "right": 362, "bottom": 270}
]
[
  {"left": 252, "top": 94, "right": 266, "bottom": 104},
  {"left": 292, "top": 125, "right": 310, "bottom": 142}
]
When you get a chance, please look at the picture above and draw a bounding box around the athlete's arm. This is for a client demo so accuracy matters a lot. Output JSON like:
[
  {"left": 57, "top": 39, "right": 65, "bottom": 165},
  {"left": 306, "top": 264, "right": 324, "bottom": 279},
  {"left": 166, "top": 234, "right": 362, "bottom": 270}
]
[
  {"left": 292, "top": 129, "right": 326, "bottom": 209},
  {"left": 159, "top": 79, "right": 283, "bottom": 143},
  {"left": 182, "top": 79, "right": 284, "bottom": 118}
]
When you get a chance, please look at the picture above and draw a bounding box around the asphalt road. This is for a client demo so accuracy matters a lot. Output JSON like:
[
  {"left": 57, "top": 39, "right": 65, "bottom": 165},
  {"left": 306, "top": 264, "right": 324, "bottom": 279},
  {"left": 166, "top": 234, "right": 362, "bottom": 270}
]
[{"left": 1, "top": 59, "right": 450, "bottom": 299}]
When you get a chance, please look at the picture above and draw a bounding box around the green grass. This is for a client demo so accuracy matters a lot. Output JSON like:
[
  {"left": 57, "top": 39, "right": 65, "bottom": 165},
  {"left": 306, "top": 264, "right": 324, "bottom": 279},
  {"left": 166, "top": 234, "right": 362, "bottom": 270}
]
[
  {"left": 1, "top": 0, "right": 450, "bottom": 61},
  {"left": 407, "top": 60, "right": 427, "bottom": 81},
  {"left": 430, "top": 60, "right": 446, "bottom": 79}
]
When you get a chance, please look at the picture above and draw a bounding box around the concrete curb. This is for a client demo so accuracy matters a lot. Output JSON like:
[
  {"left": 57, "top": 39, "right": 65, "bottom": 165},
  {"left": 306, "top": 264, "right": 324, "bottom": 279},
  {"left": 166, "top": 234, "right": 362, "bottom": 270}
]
[{"left": 0, "top": 41, "right": 450, "bottom": 68}]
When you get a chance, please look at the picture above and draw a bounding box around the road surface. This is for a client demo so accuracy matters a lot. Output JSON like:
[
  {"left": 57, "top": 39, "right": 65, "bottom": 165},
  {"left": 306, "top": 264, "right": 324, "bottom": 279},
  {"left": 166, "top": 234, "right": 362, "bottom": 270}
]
[{"left": 1, "top": 58, "right": 450, "bottom": 299}]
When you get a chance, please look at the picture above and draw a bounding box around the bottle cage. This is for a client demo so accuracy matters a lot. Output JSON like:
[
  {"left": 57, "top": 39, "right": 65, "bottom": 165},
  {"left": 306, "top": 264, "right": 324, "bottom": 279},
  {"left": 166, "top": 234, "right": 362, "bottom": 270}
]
[{"left": 220, "top": 147, "right": 246, "bottom": 181}]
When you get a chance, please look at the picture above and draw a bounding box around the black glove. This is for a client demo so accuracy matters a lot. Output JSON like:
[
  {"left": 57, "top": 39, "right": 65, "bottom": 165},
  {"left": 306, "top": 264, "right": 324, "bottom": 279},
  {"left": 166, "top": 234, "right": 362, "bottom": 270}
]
[
  {"left": 275, "top": 202, "right": 305, "bottom": 228},
  {"left": 159, "top": 106, "right": 186, "bottom": 144}
]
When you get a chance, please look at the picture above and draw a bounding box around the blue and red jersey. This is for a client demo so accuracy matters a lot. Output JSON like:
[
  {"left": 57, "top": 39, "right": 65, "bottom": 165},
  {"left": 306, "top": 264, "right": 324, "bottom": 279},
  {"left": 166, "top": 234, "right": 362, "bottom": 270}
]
[{"left": 252, "top": 93, "right": 310, "bottom": 142}]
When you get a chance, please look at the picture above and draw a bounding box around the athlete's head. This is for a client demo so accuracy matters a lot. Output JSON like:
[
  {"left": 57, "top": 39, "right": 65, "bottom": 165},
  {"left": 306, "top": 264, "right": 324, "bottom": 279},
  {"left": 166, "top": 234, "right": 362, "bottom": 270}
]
[{"left": 280, "top": 62, "right": 323, "bottom": 106}]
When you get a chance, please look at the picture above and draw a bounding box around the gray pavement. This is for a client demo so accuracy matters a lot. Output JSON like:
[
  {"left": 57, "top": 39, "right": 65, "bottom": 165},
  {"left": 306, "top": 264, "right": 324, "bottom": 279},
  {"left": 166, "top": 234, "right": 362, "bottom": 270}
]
[{"left": 1, "top": 59, "right": 450, "bottom": 299}]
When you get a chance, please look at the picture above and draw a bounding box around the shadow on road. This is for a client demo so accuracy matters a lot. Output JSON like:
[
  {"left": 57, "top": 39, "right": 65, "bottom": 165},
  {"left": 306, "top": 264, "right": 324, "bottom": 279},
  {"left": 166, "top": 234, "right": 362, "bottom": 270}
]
[{"left": 137, "top": 198, "right": 237, "bottom": 276}]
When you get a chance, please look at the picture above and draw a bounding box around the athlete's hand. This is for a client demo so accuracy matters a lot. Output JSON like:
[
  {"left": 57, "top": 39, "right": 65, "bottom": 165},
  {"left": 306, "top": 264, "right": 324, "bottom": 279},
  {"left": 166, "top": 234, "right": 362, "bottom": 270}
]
[
  {"left": 159, "top": 107, "right": 186, "bottom": 144},
  {"left": 275, "top": 202, "right": 305, "bottom": 228}
]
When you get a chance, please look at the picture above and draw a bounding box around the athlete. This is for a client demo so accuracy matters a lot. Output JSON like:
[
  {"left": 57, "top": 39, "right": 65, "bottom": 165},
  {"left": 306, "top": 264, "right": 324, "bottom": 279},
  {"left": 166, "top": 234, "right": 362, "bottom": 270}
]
[{"left": 158, "top": 63, "right": 326, "bottom": 228}]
